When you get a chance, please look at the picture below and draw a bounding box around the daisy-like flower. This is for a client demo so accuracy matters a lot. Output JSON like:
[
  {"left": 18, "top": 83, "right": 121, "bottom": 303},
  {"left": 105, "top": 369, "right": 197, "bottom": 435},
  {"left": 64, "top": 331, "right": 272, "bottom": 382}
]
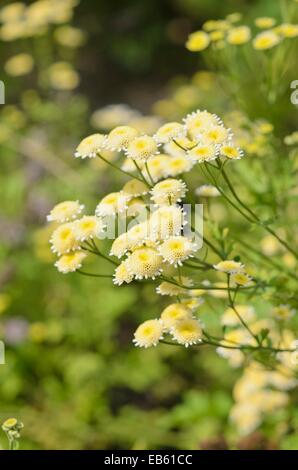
[
  {"left": 221, "top": 305, "right": 256, "bottom": 327},
  {"left": 195, "top": 184, "right": 220, "bottom": 197},
  {"left": 273, "top": 304, "right": 296, "bottom": 321},
  {"left": 170, "top": 318, "right": 202, "bottom": 347},
  {"left": 133, "top": 319, "right": 164, "bottom": 348},
  {"left": 181, "top": 297, "right": 204, "bottom": 311},
  {"left": 213, "top": 260, "right": 244, "bottom": 274},
  {"left": 210, "top": 30, "right": 225, "bottom": 42},
  {"left": 255, "top": 17, "right": 276, "bottom": 29},
  {"left": 183, "top": 110, "right": 220, "bottom": 139},
  {"left": 153, "top": 122, "right": 185, "bottom": 144},
  {"left": 253, "top": 31, "right": 281, "bottom": 50},
  {"left": 156, "top": 276, "right": 193, "bottom": 296},
  {"left": 230, "top": 272, "right": 252, "bottom": 287},
  {"left": 95, "top": 192, "right": 130, "bottom": 217},
  {"left": 50, "top": 223, "right": 80, "bottom": 255},
  {"left": 126, "top": 221, "right": 151, "bottom": 249},
  {"left": 74, "top": 216, "right": 105, "bottom": 241},
  {"left": 159, "top": 236, "right": 197, "bottom": 267},
  {"left": 221, "top": 144, "right": 244, "bottom": 160},
  {"left": 186, "top": 31, "right": 210, "bottom": 51},
  {"left": 110, "top": 233, "right": 130, "bottom": 258},
  {"left": 55, "top": 251, "right": 87, "bottom": 273},
  {"left": 202, "top": 125, "right": 231, "bottom": 145},
  {"left": 150, "top": 205, "right": 186, "bottom": 240},
  {"left": 126, "top": 198, "right": 146, "bottom": 217},
  {"left": 4, "top": 53, "right": 34, "bottom": 77},
  {"left": 160, "top": 303, "right": 193, "bottom": 329},
  {"left": 104, "top": 126, "right": 139, "bottom": 151},
  {"left": 0, "top": 3, "right": 26, "bottom": 23},
  {"left": 226, "top": 26, "right": 251, "bottom": 45},
  {"left": 143, "top": 155, "right": 169, "bottom": 182},
  {"left": 150, "top": 179, "right": 187, "bottom": 206},
  {"left": 165, "top": 155, "right": 194, "bottom": 177},
  {"left": 226, "top": 13, "right": 242, "bottom": 24},
  {"left": 122, "top": 179, "right": 149, "bottom": 197},
  {"left": 188, "top": 144, "right": 219, "bottom": 163},
  {"left": 203, "top": 20, "right": 230, "bottom": 32},
  {"left": 75, "top": 133, "right": 106, "bottom": 158},
  {"left": 126, "top": 135, "right": 159, "bottom": 162},
  {"left": 113, "top": 260, "right": 134, "bottom": 286},
  {"left": 275, "top": 23, "right": 298, "bottom": 38},
  {"left": 47, "top": 200, "right": 84, "bottom": 223},
  {"left": 126, "top": 247, "right": 163, "bottom": 279}
]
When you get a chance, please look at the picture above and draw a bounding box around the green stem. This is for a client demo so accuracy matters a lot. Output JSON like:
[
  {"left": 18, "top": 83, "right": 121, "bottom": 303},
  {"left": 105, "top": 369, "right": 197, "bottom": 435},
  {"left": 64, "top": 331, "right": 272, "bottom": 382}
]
[
  {"left": 77, "top": 270, "right": 113, "bottom": 278},
  {"left": 97, "top": 153, "right": 144, "bottom": 183}
]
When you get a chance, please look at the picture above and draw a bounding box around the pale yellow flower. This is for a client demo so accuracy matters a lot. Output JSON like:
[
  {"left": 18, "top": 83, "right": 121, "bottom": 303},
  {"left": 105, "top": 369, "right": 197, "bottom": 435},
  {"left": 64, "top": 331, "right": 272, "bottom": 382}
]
[{"left": 186, "top": 31, "right": 210, "bottom": 52}]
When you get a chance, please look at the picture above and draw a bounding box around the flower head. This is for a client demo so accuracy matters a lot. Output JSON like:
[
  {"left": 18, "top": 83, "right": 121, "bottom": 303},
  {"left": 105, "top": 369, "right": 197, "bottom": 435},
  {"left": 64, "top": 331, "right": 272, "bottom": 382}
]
[
  {"left": 166, "top": 155, "right": 194, "bottom": 177},
  {"left": 126, "top": 135, "right": 159, "bottom": 161},
  {"left": 150, "top": 205, "right": 186, "bottom": 240},
  {"left": 150, "top": 178, "right": 187, "bottom": 206},
  {"left": 213, "top": 260, "right": 244, "bottom": 274},
  {"left": 160, "top": 303, "right": 192, "bottom": 329},
  {"left": 171, "top": 318, "right": 202, "bottom": 347},
  {"left": 95, "top": 192, "right": 130, "bottom": 217},
  {"left": 104, "top": 126, "right": 139, "bottom": 151},
  {"left": 275, "top": 23, "right": 298, "bottom": 38},
  {"left": 144, "top": 155, "right": 171, "bottom": 182},
  {"left": 202, "top": 125, "right": 230, "bottom": 145},
  {"left": 195, "top": 184, "right": 220, "bottom": 197},
  {"left": 159, "top": 236, "right": 197, "bottom": 267},
  {"left": 5, "top": 53, "right": 34, "bottom": 76},
  {"left": 154, "top": 122, "right": 185, "bottom": 144},
  {"left": 230, "top": 272, "right": 252, "bottom": 287},
  {"left": 55, "top": 251, "right": 87, "bottom": 273},
  {"left": 126, "top": 247, "right": 163, "bottom": 279},
  {"left": 75, "top": 134, "right": 106, "bottom": 158},
  {"left": 122, "top": 179, "right": 149, "bottom": 197},
  {"left": 110, "top": 233, "right": 130, "bottom": 258},
  {"left": 50, "top": 223, "right": 80, "bottom": 255},
  {"left": 253, "top": 31, "right": 281, "bottom": 50},
  {"left": 186, "top": 31, "right": 210, "bottom": 51},
  {"left": 181, "top": 297, "right": 204, "bottom": 311},
  {"left": 74, "top": 216, "right": 105, "bottom": 241},
  {"left": 188, "top": 144, "right": 219, "bottom": 163},
  {"left": 133, "top": 319, "right": 164, "bottom": 348},
  {"left": 48, "top": 62, "right": 79, "bottom": 90},
  {"left": 227, "top": 26, "right": 251, "bottom": 45},
  {"left": 221, "top": 144, "right": 244, "bottom": 160},
  {"left": 113, "top": 260, "right": 134, "bottom": 286},
  {"left": 273, "top": 304, "right": 296, "bottom": 321},
  {"left": 184, "top": 110, "right": 220, "bottom": 139},
  {"left": 255, "top": 17, "right": 276, "bottom": 29},
  {"left": 126, "top": 222, "right": 151, "bottom": 249},
  {"left": 47, "top": 200, "right": 84, "bottom": 223},
  {"left": 156, "top": 276, "right": 193, "bottom": 296}
]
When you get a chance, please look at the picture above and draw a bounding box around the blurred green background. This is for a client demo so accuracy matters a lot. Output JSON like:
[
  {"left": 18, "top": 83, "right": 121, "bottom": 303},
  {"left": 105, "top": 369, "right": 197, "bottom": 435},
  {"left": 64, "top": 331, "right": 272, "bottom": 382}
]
[{"left": 0, "top": 0, "right": 297, "bottom": 450}]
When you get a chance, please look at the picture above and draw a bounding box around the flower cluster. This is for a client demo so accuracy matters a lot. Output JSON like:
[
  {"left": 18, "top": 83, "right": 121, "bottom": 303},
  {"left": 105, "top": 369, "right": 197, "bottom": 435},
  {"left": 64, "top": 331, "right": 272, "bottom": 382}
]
[
  {"left": 0, "top": 0, "right": 80, "bottom": 41},
  {"left": 186, "top": 14, "right": 298, "bottom": 52}
]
